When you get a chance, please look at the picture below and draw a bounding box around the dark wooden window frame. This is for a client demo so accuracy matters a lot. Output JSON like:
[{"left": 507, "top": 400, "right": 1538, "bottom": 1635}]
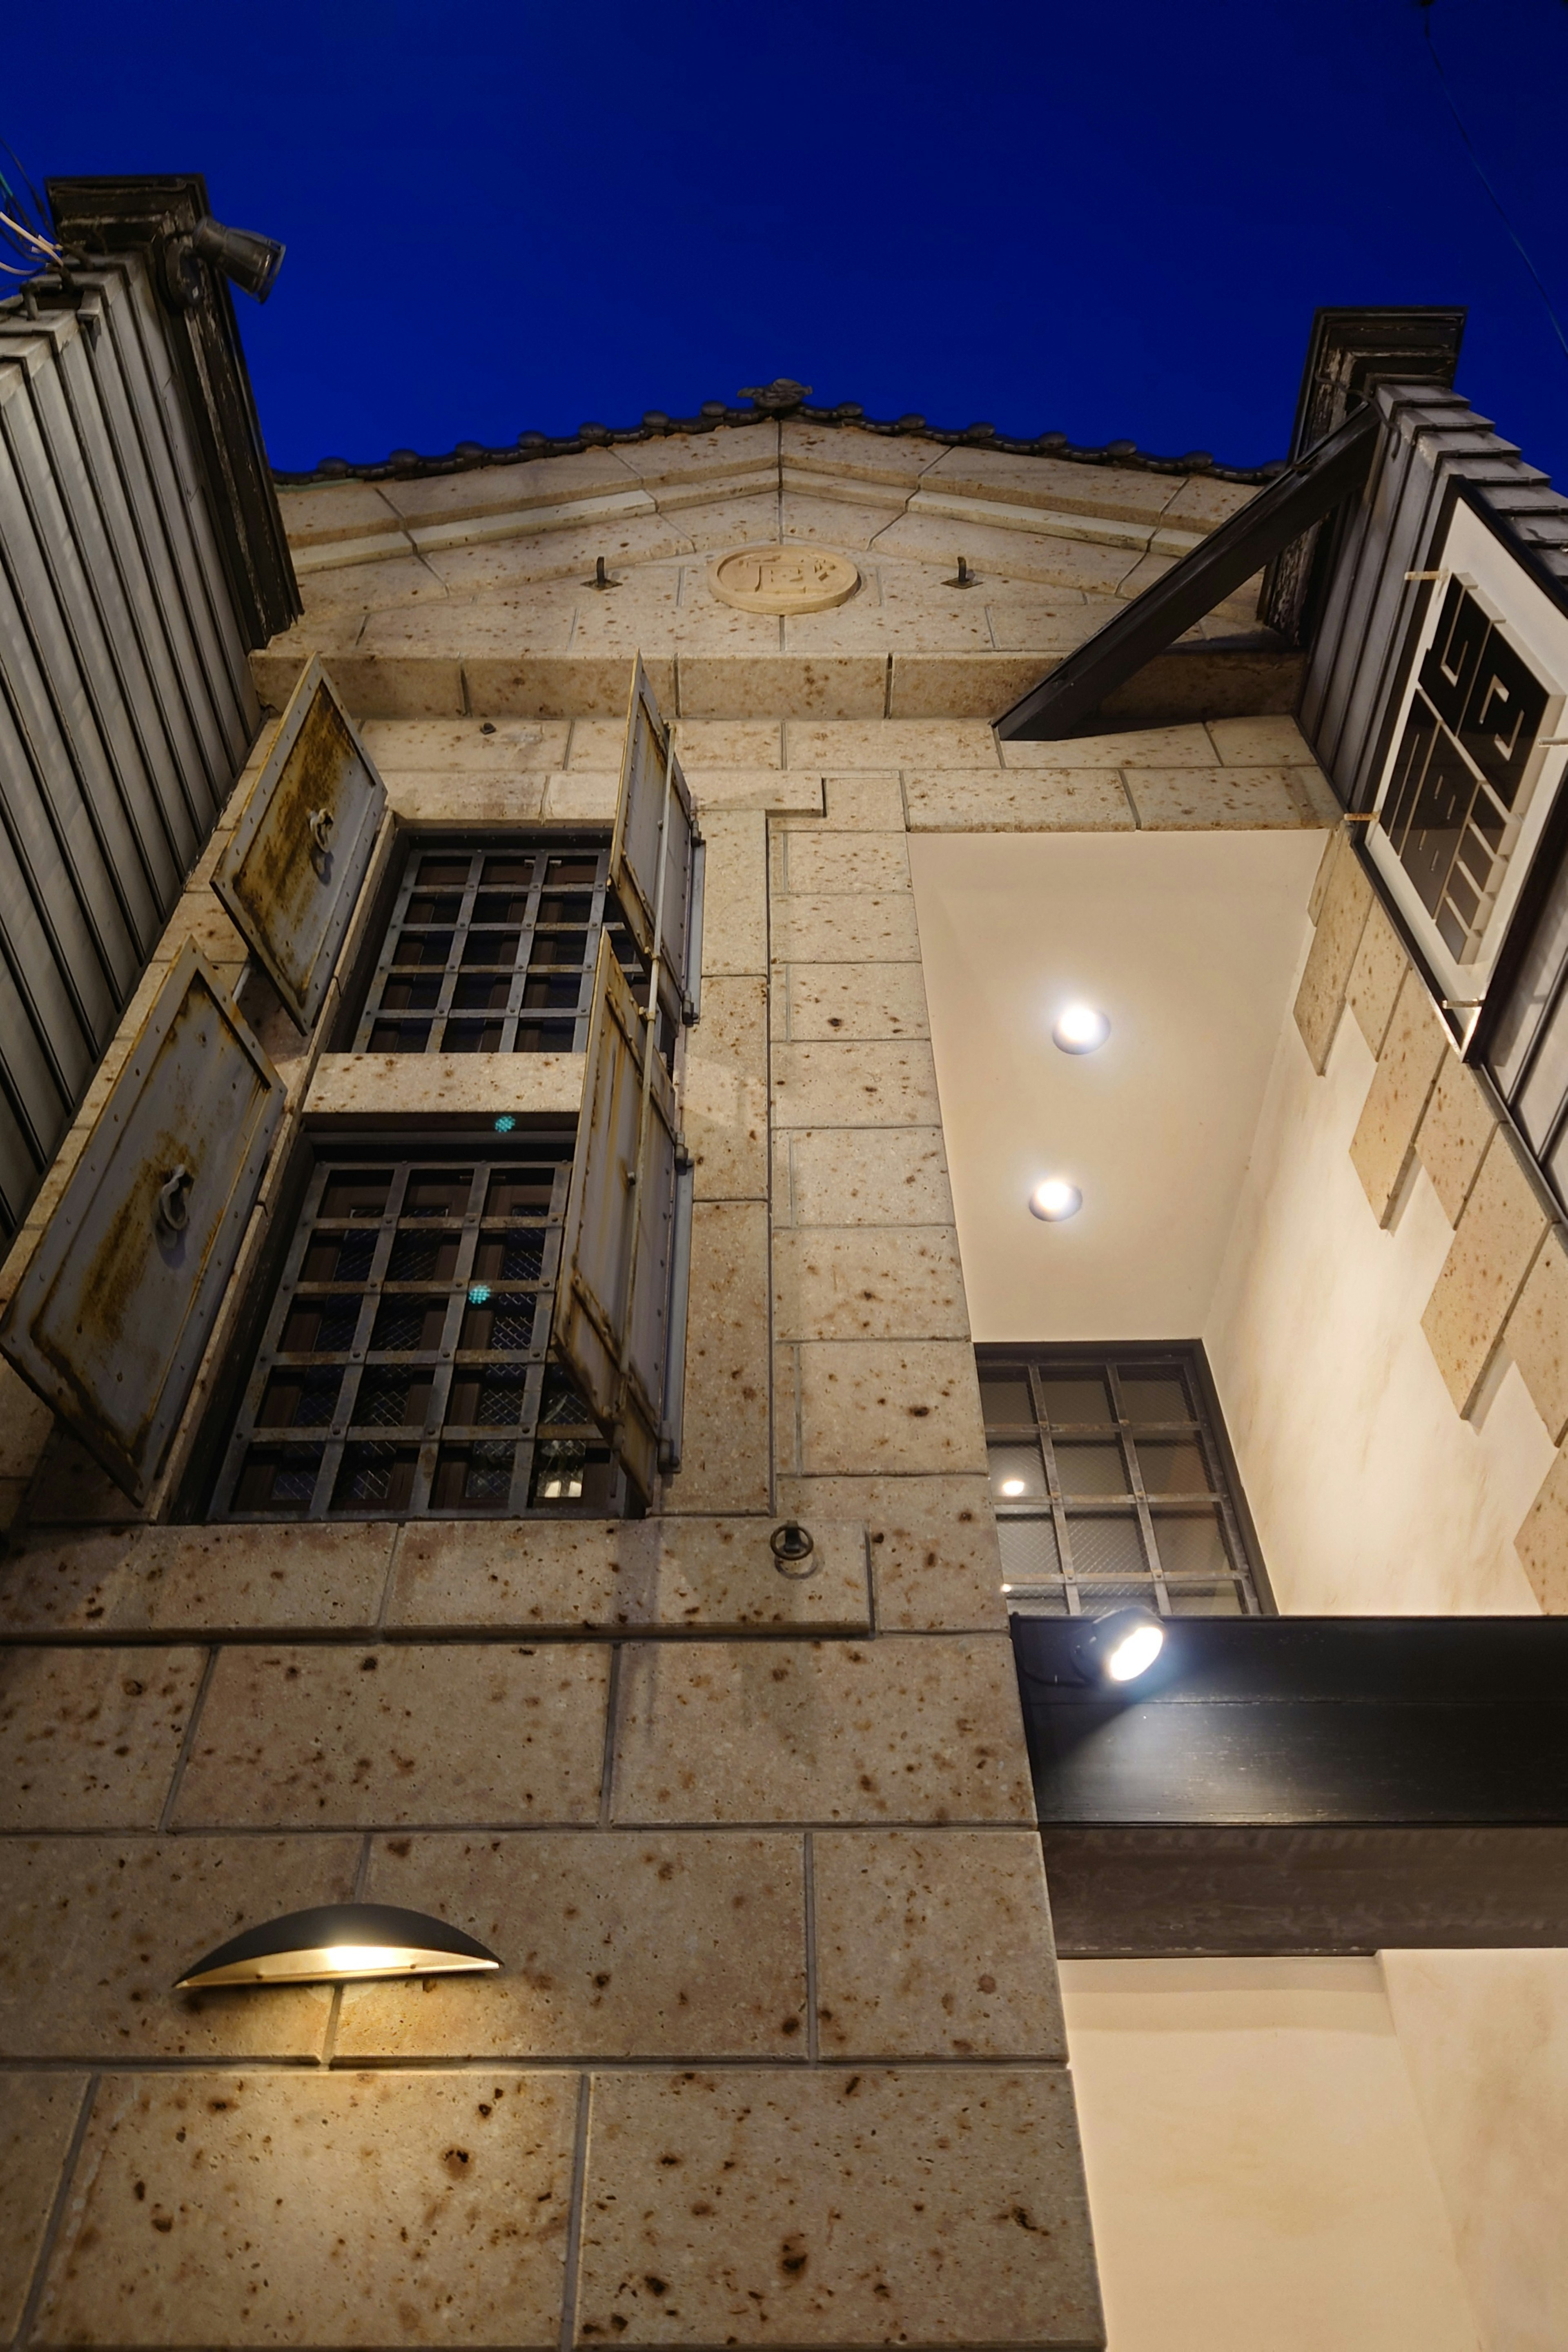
[
  {"left": 346, "top": 829, "right": 653, "bottom": 1059},
  {"left": 1329, "top": 477, "right": 1568, "bottom": 1221},
  {"left": 211, "top": 1133, "right": 624, "bottom": 1523},
  {"left": 978, "top": 1340, "right": 1272, "bottom": 1617}
]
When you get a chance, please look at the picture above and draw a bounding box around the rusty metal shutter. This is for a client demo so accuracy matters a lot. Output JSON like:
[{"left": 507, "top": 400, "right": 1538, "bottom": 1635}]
[
  {"left": 610, "top": 657, "right": 704, "bottom": 1022},
  {"left": 0, "top": 941, "right": 285, "bottom": 1501},
  {"left": 551, "top": 935, "right": 682, "bottom": 1501},
  {"left": 213, "top": 657, "right": 387, "bottom": 1029}
]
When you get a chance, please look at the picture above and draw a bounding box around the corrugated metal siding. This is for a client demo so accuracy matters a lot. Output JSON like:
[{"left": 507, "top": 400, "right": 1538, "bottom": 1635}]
[
  {"left": 1300, "top": 383, "right": 1568, "bottom": 811},
  {"left": 0, "top": 253, "right": 257, "bottom": 1240}
]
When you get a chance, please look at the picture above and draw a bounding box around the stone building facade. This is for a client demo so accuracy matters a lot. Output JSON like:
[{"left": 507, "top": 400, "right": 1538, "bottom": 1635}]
[{"left": 2, "top": 370, "right": 1568, "bottom": 2352}]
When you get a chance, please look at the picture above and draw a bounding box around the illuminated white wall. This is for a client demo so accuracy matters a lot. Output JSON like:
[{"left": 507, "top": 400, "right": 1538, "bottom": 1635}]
[{"left": 1204, "top": 993, "right": 1546, "bottom": 1615}]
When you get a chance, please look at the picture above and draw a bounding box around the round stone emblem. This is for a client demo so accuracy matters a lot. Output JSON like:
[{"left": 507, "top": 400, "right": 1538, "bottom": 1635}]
[{"left": 708, "top": 545, "right": 860, "bottom": 615}]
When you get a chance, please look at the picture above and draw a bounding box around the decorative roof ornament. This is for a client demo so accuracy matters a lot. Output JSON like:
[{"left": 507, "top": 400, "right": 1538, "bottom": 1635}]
[{"left": 737, "top": 377, "right": 813, "bottom": 414}]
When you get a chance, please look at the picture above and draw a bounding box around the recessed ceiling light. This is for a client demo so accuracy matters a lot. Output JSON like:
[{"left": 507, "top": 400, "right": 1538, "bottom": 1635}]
[
  {"left": 1053, "top": 1002, "right": 1111, "bottom": 1055},
  {"left": 174, "top": 1904, "right": 501, "bottom": 1990},
  {"left": 1030, "top": 1178, "right": 1082, "bottom": 1222}
]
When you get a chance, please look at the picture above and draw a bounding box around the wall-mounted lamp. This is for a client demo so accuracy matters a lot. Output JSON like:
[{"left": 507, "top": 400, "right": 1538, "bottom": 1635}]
[
  {"left": 1076, "top": 1605, "right": 1165, "bottom": 1685},
  {"left": 1052, "top": 1002, "right": 1111, "bottom": 1055},
  {"left": 1030, "top": 1178, "right": 1082, "bottom": 1222},
  {"left": 174, "top": 1904, "right": 500, "bottom": 1990},
  {"left": 163, "top": 216, "right": 285, "bottom": 311}
]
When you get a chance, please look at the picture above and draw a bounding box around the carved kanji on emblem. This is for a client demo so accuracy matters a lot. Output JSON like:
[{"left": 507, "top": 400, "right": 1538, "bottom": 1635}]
[{"left": 708, "top": 544, "right": 861, "bottom": 615}]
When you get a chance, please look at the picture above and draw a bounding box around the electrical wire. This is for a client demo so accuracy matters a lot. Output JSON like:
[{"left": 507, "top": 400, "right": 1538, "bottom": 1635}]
[
  {"left": 0, "top": 135, "right": 63, "bottom": 280},
  {"left": 1419, "top": 0, "right": 1568, "bottom": 371}
]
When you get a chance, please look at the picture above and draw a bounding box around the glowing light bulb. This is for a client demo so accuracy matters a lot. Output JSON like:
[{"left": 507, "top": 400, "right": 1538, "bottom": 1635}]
[
  {"left": 1104, "top": 1623, "right": 1164, "bottom": 1682},
  {"left": 1053, "top": 1002, "right": 1111, "bottom": 1054},
  {"left": 999, "top": 1477, "right": 1027, "bottom": 1497},
  {"left": 323, "top": 1947, "right": 408, "bottom": 1974},
  {"left": 1030, "top": 1178, "right": 1082, "bottom": 1222}
]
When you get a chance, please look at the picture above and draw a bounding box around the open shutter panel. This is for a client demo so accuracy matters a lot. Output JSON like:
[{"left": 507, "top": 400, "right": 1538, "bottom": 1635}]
[
  {"left": 551, "top": 935, "right": 682, "bottom": 1502},
  {"left": 659, "top": 1149, "right": 695, "bottom": 1473},
  {"left": 0, "top": 941, "right": 285, "bottom": 1502},
  {"left": 610, "top": 657, "right": 702, "bottom": 1021},
  {"left": 213, "top": 657, "right": 386, "bottom": 1028}
]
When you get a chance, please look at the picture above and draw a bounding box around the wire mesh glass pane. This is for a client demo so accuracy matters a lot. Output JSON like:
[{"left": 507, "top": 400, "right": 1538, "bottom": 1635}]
[
  {"left": 997, "top": 1516, "right": 1062, "bottom": 1587},
  {"left": 530, "top": 1440, "right": 616, "bottom": 1510},
  {"left": 990, "top": 1443, "right": 1047, "bottom": 1501},
  {"left": 447, "top": 1368, "right": 531, "bottom": 1427},
  {"left": 1138, "top": 1439, "right": 1211, "bottom": 1495},
  {"left": 432, "top": 1441, "right": 516, "bottom": 1510},
  {"left": 1007, "top": 1588, "right": 1071, "bottom": 1617},
  {"left": 281, "top": 1297, "right": 362, "bottom": 1354},
  {"left": 1162, "top": 1580, "right": 1245, "bottom": 1615},
  {"left": 1119, "top": 1370, "right": 1190, "bottom": 1421},
  {"left": 1074, "top": 1580, "right": 1164, "bottom": 1615},
  {"left": 1150, "top": 1509, "right": 1232, "bottom": 1578},
  {"left": 233, "top": 1444, "right": 323, "bottom": 1515},
  {"left": 332, "top": 1443, "right": 417, "bottom": 1513},
  {"left": 1054, "top": 1441, "right": 1128, "bottom": 1497},
  {"left": 354, "top": 1370, "right": 433, "bottom": 1431},
  {"left": 387, "top": 1229, "right": 461, "bottom": 1281},
  {"left": 1065, "top": 1511, "right": 1149, "bottom": 1579},
  {"left": 980, "top": 1369, "right": 1033, "bottom": 1426},
  {"left": 1038, "top": 1374, "right": 1114, "bottom": 1427},
  {"left": 256, "top": 1371, "right": 340, "bottom": 1430}
]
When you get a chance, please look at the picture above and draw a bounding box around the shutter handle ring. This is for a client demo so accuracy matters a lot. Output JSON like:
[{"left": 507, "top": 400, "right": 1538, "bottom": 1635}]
[
  {"left": 770, "top": 1521, "right": 817, "bottom": 1577},
  {"left": 156, "top": 1166, "right": 193, "bottom": 1237}
]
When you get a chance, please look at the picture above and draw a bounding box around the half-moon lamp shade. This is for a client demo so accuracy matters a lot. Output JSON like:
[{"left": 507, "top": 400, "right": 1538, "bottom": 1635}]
[{"left": 174, "top": 1904, "right": 501, "bottom": 1989}]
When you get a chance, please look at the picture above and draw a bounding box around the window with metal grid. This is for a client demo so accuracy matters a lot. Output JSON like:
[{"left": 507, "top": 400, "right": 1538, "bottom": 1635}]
[
  {"left": 212, "top": 1144, "right": 622, "bottom": 1521},
  {"left": 978, "top": 1344, "right": 1268, "bottom": 1617},
  {"left": 354, "top": 836, "right": 646, "bottom": 1055}
]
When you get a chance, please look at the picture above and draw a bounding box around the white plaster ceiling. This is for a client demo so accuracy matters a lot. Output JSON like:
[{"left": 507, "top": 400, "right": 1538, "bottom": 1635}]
[{"left": 909, "top": 830, "right": 1325, "bottom": 1341}]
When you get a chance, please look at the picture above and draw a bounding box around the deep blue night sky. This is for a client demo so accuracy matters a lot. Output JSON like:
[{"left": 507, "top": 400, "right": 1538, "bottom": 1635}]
[{"left": 7, "top": 0, "right": 1567, "bottom": 483}]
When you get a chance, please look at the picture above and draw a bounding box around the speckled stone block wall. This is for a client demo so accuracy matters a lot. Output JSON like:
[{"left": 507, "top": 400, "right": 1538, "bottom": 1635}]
[
  {"left": 1294, "top": 824, "right": 1568, "bottom": 1610},
  {"left": 0, "top": 707, "right": 1124, "bottom": 2348}
]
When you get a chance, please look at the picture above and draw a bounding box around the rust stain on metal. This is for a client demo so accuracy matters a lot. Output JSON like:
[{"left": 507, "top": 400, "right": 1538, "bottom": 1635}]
[
  {"left": 230, "top": 686, "right": 353, "bottom": 948},
  {"left": 1, "top": 943, "right": 285, "bottom": 1502}
]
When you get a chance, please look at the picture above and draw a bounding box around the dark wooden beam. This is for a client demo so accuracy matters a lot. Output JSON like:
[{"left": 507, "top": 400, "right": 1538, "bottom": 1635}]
[
  {"left": 1013, "top": 1615, "right": 1568, "bottom": 1953},
  {"left": 1041, "top": 1826, "right": 1568, "bottom": 1958},
  {"left": 993, "top": 404, "right": 1381, "bottom": 742}
]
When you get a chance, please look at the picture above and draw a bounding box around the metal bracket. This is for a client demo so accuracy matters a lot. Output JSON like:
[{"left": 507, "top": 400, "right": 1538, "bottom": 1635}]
[{"left": 995, "top": 404, "right": 1383, "bottom": 741}]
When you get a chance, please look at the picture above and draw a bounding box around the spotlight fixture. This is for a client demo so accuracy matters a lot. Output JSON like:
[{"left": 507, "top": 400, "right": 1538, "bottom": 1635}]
[
  {"left": 1053, "top": 1002, "right": 1111, "bottom": 1055},
  {"left": 174, "top": 1904, "right": 500, "bottom": 1990},
  {"left": 163, "top": 215, "right": 285, "bottom": 311},
  {"left": 1030, "top": 1178, "right": 1082, "bottom": 1222},
  {"left": 1075, "top": 1605, "right": 1166, "bottom": 1685}
]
